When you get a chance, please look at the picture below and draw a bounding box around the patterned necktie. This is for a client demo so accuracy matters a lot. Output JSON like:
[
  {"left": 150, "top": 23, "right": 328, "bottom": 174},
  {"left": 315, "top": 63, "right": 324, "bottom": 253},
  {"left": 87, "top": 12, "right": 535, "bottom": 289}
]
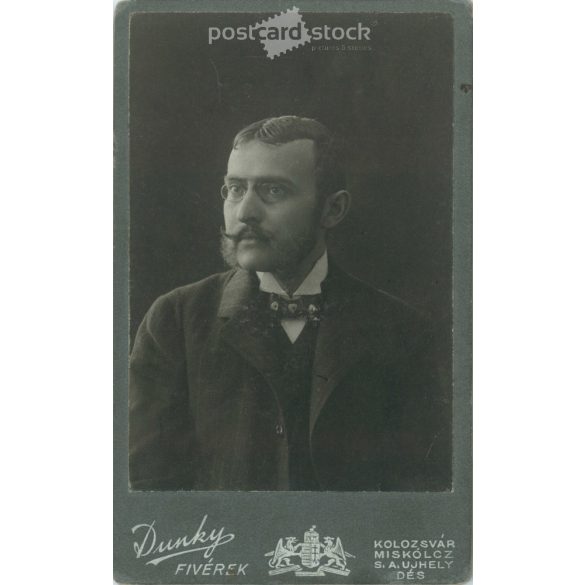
[{"left": 266, "top": 293, "right": 323, "bottom": 322}]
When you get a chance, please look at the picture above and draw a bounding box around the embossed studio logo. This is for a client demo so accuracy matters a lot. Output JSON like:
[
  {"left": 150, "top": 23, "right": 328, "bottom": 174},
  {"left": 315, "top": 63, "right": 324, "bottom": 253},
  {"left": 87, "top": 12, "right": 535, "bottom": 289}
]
[
  {"left": 265, "top": 526, "right": 355, "bottom": 577},
  {"left": 208, "top": 7, "right": 372, "bottom": 60}
]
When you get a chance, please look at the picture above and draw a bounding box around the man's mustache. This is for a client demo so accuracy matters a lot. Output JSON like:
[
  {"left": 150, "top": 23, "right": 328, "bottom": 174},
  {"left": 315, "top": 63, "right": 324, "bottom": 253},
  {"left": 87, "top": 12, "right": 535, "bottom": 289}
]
[{"left": 220, "top": 226, "right": 271, "bottom": 242}]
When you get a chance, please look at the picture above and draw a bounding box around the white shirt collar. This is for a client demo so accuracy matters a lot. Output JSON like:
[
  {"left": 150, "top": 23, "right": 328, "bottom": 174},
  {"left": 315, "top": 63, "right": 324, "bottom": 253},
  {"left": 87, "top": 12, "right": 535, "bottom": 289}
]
[{"left": 257, "top": 251, "right": 328, "bottom": 298}]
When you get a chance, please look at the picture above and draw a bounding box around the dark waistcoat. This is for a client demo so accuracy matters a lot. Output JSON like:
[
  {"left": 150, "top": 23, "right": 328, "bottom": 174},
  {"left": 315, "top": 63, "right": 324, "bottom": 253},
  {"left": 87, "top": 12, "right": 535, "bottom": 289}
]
[{"left": 268, "top": 319, "right": 320, "bottom": 490}]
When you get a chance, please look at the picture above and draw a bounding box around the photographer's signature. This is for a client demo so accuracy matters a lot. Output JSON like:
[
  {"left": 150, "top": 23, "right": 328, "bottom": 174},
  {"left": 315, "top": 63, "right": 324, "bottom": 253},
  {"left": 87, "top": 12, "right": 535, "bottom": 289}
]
[{"left": 132, "top": 515, "right": 235, "bottom": 566}]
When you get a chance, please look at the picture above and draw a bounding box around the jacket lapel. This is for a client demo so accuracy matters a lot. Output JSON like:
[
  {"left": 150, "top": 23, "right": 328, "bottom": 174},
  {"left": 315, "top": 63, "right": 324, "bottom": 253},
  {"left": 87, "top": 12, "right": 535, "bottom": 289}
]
[
  {"left": 309, "top": 266, "right": 371, "bottom": 433},
  {"left": 217, "top": 269, "right": 281, "bottom": 376}
]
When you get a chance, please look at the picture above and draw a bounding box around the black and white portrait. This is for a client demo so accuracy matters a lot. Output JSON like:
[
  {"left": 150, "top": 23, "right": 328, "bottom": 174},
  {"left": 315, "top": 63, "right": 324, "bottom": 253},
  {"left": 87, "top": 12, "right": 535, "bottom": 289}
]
[{"left": 127, "top": 12, "right": 454, "bottom": 492}]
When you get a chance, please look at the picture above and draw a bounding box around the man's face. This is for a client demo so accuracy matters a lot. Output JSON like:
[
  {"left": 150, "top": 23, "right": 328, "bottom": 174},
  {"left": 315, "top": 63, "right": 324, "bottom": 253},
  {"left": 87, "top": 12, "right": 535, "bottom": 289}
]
[{"left": 221, "top": 138, "right": 323, "bottom": 273}]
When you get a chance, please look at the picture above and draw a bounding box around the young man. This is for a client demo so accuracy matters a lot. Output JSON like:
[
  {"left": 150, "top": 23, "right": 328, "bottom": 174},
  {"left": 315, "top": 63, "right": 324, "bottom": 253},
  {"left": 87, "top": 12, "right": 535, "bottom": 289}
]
[{"left": 129, "top": 116, "right": 451, "bottom": 491}]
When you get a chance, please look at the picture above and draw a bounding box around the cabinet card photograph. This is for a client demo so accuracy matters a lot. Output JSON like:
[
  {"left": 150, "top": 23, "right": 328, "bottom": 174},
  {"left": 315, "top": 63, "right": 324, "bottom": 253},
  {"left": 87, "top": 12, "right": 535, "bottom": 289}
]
[{"left": 114, "top": 1, "right": 471, "bottom": 583}]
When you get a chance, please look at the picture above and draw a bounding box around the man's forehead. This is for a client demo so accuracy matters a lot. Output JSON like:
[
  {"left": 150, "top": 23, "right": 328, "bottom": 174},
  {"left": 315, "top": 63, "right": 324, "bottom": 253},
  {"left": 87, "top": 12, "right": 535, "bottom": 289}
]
[{"left": 226, "top": 138, "right": 317, "bottom": 179}]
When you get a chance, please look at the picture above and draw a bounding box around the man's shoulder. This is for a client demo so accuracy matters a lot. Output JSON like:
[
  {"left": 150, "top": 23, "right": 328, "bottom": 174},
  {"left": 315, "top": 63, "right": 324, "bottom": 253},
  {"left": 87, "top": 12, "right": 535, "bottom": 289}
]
[
  {"left": 144, "top": 269, "right": 236, "bottom": 323},
  {"left": 165, "top": 270, "right": 235, "bottom": 301},
  {"left": 331, "top": 266, "right": 424, "bottom": 322},
  {"left": 330, "top": 266, "right": 432, "bottom": 354}
]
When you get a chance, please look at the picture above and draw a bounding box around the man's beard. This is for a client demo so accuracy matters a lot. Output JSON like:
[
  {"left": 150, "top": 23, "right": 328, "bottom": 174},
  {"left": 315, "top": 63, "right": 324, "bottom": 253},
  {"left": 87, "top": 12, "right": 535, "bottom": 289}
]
[{"left": 220, "top": 223, "right": 320, "bottom": 275}]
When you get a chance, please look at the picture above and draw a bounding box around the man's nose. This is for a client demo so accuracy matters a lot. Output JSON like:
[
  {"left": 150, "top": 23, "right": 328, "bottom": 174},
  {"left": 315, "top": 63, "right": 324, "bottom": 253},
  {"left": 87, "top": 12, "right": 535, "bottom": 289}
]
[{"left": 236, "top": 186, "right": 264, "bottom": 224}]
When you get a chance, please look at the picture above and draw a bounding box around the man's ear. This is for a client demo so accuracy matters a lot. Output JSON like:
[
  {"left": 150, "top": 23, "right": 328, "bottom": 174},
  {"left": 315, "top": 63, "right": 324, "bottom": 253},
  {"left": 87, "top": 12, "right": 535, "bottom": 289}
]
[{"left": 320, "top": 190, "right": 351, "bottom": 229}]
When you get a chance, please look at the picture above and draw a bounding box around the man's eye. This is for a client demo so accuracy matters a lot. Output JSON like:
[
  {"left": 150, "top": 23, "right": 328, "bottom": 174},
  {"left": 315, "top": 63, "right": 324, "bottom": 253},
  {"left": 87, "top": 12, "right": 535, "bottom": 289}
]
[
  {"left": 227, "top": 184, "right": 245, "bottom": 198},
  {"left": 259, "top": 183, "right": 289, "bottom": 201}
]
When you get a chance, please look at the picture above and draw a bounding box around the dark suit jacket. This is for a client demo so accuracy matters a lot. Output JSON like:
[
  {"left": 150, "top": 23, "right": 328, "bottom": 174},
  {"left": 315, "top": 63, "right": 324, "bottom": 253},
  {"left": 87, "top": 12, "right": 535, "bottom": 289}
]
[{"left": 129, "top": 264, "right": 451, "bottom": 491}]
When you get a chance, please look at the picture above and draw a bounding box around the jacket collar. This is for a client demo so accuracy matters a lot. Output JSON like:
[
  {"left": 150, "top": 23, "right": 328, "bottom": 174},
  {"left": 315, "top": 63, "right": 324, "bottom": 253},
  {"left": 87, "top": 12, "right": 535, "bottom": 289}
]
[
  {"left": 217, "top": 268, "right": 259, "bottom": 319},
  {"left": 217, "top": 269, "right": 283, "bottom": 377},
  {"left": 309, "top": 263, "right": 371, "bottom": 431}
]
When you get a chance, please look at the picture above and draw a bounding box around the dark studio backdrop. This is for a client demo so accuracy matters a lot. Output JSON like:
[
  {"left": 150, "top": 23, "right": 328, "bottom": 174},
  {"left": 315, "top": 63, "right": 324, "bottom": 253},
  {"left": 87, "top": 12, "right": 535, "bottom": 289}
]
[{"left": 129, "top": 12, "right": 454, "bottom": 388}]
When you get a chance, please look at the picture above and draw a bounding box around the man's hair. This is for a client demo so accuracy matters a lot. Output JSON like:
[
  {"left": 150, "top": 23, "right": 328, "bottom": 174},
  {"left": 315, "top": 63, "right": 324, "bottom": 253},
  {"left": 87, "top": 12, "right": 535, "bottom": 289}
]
[{"left": 232, "top": 116, "right": 346, "bottom": 199}]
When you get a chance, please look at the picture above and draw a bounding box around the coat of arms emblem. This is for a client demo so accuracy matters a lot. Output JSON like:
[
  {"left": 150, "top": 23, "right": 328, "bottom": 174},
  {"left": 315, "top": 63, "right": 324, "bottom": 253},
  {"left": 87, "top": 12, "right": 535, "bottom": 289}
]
[{"left": 265, "top": 526, "right": 355, "bottom": 576}]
